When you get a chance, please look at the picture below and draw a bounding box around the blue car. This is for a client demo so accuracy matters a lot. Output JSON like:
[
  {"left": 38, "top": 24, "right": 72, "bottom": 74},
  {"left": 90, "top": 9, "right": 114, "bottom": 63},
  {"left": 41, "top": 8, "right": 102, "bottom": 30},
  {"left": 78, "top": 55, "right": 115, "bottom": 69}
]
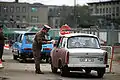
[{"left": 12, "top": 32, "right": 53, "bottom": 62}]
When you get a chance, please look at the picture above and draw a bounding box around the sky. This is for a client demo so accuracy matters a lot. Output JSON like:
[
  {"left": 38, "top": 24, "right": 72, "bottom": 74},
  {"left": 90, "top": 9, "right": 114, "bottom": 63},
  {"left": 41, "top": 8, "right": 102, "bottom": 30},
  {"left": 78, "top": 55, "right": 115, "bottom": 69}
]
[{"left": 0, "top": 0, "right": 109, "bottom": 6}]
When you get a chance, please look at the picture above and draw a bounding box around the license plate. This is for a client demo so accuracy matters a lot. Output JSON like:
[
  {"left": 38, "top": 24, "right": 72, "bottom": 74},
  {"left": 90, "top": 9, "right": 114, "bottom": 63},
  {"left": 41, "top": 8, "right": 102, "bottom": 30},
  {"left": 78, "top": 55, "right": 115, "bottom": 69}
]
[{"left": 79, "top": 58, "right": 94, "bottom": 62}]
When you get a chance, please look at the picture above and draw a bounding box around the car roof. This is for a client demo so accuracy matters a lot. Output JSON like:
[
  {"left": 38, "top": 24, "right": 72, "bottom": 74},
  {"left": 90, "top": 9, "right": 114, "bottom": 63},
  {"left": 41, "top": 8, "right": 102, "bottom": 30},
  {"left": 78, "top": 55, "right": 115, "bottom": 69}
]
[
  {"left": 14, "top": 31, "right": 26, "bottom": 34},
  {"left": 24, "top": 32, "right": 36, "bottom": 35},
  {"left": 61, "top": 33, "right": 98, "bottom": 38}
]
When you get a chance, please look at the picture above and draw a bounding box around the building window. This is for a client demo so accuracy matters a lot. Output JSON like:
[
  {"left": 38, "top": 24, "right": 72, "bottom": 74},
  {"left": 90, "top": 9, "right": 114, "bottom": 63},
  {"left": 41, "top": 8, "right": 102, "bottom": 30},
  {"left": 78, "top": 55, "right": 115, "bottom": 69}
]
[
  {"left": 16, "top": 16, "right": 20, "bottom": 20},
  {"left": 100, "top": 8, "right": 102, "bottom": 13},
  {"left": 31, "top": 16, "right": 38, "bottom": 22},
  {"left": 23, "top": 16, "right": 26, "bottom": 20},
  {"left": 95, "top": 8, "right": 99, "bottom": 14},
  {"left": 117, "top": 2, "right": 119, "bottom": 4},
  {"left": 49, "top": 8, "right": 52, "bottom": 12},
  {"left": 109, "top": 8, "right": 111, "bottom": 13},
  {"left": 22, "top": 16, "right": 26, "bottom": 22},
  {"left": 90, "top": 9, "right": 93, "bottom": 14},
  {"left": 112, "top": 13, "right": 115, "bottom": 16},
  {"left": 16, "top": 7, "right": 20, "bottom": 12},
  {"left": 109, "top": 3, "right": 111, "bottom": 5},
  {"left": 0, "top": 6, "right": 1, "bottom": 12},
  {"left": 103, "top": 8, "right": 105, "bottom": 13},
  {"left": 23, "top": 16, "right": 26, "bottom": 19},
  {"left": 116, "top": 7, "right": 119, "bottom": 13},
  {"left": 3, "top": 7, "right": 8, "bottom": 13},
  {"left": 108, "top": 15, "right": 111, "bottom": 18},
  {"left": 10, "top": 7, "right": 14, "bottom": 13},
  {"left": 22, "top": 7, "right": 26, "bottom": 12},
  {"left": 4, "top": 15, "right": 8, "bottom": 20},
  {"left": 113, "top": 2, "right": 115, "bottom": 5},
  {"left": 31, "top": 7, "right": 37, "bottom": 12},
  {"left": 113, "top": 7, "right": 115, "bottom": 13},
  {"left": 106, "top": 8, "right": 108, "bottom": 13},
  {"left": 55, "top": 19, "right": 58, "bottom": 24},
  {"left": 116, "top": 13, "right": 119, "bottom": 16}
]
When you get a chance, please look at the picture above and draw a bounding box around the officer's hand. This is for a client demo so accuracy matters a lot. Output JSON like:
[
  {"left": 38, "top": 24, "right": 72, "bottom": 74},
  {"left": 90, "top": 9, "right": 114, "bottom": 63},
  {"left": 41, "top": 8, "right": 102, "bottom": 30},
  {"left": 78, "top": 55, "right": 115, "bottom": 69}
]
[
  {"left": 42, "top": 41, "right": 47, "bottom": 44},
  {"left": 47, "top": 41, "right": 52, "bottom": 44}
]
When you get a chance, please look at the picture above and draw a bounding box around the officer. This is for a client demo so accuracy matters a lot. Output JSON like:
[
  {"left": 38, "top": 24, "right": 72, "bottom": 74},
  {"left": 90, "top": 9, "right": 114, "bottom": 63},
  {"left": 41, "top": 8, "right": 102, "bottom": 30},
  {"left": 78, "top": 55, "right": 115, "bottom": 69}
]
[{"left": 32, "top": 25, "right": 51, "bottom": 74}]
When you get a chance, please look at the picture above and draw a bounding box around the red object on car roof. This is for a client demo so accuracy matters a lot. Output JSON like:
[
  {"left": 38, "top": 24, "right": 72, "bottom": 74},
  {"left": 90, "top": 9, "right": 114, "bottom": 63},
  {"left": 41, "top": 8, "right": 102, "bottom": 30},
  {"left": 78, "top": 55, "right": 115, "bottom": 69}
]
[{"left": 60, "top": 24, "right": 71, "bottom": 35}]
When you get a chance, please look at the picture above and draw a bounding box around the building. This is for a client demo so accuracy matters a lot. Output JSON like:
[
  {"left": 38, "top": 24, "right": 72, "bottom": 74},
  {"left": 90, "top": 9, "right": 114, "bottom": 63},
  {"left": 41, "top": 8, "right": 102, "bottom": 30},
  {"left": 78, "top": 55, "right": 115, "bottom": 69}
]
[
  {"left": 48, "top": 5, "right": 61, "bottom": 28},
  {"left": 48, "top": 5, "right": 73, "bottom": 28},
  {"left": 87, "top": 0, "right": 120, "bottom": 19},
  {"left": 0, "top": 0, "right": 48, "bottom": 28}
]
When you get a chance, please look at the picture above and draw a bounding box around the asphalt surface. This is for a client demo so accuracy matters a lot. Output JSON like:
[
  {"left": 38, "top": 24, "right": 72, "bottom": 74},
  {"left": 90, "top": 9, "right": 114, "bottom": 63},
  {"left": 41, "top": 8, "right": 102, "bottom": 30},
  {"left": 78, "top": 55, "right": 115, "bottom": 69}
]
[{"left": 0, "top": 49, "right": 120, "bottom": 80}]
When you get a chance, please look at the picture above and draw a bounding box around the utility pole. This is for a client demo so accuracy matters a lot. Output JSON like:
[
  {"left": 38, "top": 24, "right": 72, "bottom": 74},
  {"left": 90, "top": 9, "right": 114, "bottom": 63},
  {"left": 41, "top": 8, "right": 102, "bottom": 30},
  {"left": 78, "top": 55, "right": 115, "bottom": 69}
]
[{"left": 74, "top": 0, "right": 77, "bottom": 29}]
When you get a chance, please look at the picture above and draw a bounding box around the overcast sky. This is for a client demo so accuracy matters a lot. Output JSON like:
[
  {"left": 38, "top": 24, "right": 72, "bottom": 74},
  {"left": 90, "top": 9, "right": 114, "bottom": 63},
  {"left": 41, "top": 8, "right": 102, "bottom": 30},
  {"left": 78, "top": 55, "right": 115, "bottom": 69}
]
[{"left": 0, "top": 0, "right": 109, "bottom": 6}]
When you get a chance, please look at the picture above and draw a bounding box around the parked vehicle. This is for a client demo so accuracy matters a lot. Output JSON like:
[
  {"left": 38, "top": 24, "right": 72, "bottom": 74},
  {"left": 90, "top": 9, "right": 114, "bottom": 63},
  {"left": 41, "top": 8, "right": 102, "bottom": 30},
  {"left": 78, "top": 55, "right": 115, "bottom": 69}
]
[
  {"left": 50, "top": 33, "right": 109, "bottom": 78},
  {"left": 12, "top": 32, "right": 53, "bottom": 62}
]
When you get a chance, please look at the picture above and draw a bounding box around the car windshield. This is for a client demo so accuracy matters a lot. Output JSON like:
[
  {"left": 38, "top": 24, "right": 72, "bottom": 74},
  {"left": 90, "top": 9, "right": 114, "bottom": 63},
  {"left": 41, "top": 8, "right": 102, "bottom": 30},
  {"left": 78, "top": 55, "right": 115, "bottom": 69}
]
[
  {"left": 67, "top": 36, "right": 100, "bottom": 49},
  {"left": 25, "top": 34, "right": 35, "bottom": 44},
  {"left": 25, "top": 33, "right": 51, "bottom": 44}
]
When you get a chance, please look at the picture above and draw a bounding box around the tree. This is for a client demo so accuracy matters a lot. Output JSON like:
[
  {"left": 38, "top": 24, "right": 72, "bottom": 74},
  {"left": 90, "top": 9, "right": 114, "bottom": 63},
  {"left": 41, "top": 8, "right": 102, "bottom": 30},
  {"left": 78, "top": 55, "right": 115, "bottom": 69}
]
[{"left": 58, "top": 5, "right": 101, "bottom": 28}]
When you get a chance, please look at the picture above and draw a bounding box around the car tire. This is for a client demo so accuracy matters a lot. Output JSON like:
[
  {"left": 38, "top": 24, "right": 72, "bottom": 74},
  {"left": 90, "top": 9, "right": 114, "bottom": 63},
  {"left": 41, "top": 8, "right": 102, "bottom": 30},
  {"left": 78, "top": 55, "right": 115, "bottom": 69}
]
[
  {"left": 13, "top": 54, "right": 17, "bottom": 60},
  {"left": 60, "top": 66, "right": 69, "bottom": 77},
  {"left": 19, "top": 59, "right": 27, "bottom": 63},
  {"left": 46, "top": 56, "right": 50, "bottom": 63},
  {"left": 97, "top": 68, "right": 105, "bottom": 78},
  {"left": 19, "top": 53, "right": 27, "bottom": 63},
  {"left": 51, "top": 63, "right": 58, "bottom": 73}
]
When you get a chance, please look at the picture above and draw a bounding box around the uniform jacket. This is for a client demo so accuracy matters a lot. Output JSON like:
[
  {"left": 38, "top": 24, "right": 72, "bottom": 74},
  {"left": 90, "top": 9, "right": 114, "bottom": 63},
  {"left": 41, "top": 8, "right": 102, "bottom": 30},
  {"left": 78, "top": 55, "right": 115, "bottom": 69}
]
[
  {"left": 0, "top": 32, "right": 6, "bottom": 45},
  {"left": 33, "top": 30, "right": 48, "bottom": 50}
]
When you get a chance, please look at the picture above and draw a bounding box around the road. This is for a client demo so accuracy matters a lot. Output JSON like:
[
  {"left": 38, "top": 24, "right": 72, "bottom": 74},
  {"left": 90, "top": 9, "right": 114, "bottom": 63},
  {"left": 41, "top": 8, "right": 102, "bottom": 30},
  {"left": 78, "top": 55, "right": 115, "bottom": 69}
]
[{"left": 0, "top": 49, "right": 120, "bottom": 80}]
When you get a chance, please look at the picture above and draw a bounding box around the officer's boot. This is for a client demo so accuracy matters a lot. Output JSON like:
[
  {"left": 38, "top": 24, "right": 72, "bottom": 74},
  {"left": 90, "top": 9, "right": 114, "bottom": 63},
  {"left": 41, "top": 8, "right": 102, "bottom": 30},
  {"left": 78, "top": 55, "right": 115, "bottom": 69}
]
[
  {"left": 35, "top": 66, "right": 44, "bottom": 74},
  {"left": 35, "top": 70, "right": 44, "bottom": 74}
]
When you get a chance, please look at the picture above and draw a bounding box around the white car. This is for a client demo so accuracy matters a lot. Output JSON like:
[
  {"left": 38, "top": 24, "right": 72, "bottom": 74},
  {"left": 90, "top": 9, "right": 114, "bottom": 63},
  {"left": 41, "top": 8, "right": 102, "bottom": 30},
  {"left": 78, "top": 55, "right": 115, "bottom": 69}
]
[{"left": 50, "top": 33, "right": 109, "bottom": 78}]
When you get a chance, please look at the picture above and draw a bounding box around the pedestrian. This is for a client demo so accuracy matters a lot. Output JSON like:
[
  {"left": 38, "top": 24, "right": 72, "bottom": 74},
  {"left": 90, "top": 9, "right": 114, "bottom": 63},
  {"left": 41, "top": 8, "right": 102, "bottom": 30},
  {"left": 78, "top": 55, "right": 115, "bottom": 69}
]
[
  {"left": 32, "top": 25, "right": 51, "bottom": 74},
  {"left": 0, "top": 25, "right": 7, "bottom": 62}
]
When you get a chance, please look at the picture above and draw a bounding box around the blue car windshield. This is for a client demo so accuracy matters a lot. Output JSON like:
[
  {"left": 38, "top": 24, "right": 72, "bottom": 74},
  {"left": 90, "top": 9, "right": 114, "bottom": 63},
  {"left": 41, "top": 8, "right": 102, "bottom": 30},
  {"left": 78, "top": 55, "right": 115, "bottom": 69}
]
[
  {"left": 25, "top": 33, "right": 51, "bottom": 44},
  {"left": 25, "top": 34, "right": 35, "bottom": 44}
]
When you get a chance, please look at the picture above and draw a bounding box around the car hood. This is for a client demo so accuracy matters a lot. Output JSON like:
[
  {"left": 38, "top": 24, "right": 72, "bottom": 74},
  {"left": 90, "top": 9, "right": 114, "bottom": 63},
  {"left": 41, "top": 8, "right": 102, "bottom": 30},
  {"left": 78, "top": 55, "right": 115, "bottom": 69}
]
[{"left": 67, "top": 48, "right": 105, "bottom": 54}]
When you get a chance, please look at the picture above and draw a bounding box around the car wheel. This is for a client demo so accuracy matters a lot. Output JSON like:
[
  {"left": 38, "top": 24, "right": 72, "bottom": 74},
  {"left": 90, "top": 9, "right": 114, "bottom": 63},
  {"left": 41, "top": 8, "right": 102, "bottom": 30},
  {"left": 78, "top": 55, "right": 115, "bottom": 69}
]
[
  {"left": 49, "top": 57, "right": 52, "bottom": 64},
  {"left": 19, "top": 53, "right": 27, "bottom": 63},
  {"left": 97, "top": 68, "right": 105, "bottom": 78},
  {"left": 51, "top": 63, "right": 58, "bottom": 73},
  {"left": 60, "top": 66, "right": 69, "bottom": 76},
  {"left": 19, "top": 58, "right": 27, "bottom": 63},
  {"left": 46, "top": 56, "right": 50, "bottom": 63},
  {"left": 13, "top": 54, "right": 17, "bottom": 60}
]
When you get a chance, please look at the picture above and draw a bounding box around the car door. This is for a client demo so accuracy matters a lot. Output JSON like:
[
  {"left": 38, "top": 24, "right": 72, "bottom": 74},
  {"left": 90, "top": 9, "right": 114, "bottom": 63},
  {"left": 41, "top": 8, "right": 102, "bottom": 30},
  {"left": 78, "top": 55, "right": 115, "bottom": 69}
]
[
  {"left": 14, "top": 34, "right": 23, "bottom": 53},
  {"left": 52, "top": 37, "right": 67, "bottom": 67}
]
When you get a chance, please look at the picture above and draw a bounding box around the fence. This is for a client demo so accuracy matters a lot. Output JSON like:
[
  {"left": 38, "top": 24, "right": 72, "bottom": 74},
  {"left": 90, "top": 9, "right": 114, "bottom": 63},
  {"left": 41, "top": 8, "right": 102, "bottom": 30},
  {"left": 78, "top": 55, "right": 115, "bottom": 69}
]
[{"left": 101, "top": 46, "right": 120, "bottom": 73}]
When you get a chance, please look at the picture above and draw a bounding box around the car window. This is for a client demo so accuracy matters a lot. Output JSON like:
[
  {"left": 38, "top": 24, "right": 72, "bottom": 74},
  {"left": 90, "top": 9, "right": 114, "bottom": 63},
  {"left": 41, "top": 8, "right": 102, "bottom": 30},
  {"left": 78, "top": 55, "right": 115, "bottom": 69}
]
[
  {"left": 17, "top": 34, "right": 22, "bottom": 42},
  {"left": 57, "top": 37, "right": 63, "bottom": 48},
  {"left": 62, "top": 38, "right": 67, "bottom": 47},
  {"left": 25, "top": 34, "right": 35, "bottom": 44},
  {"left": 67, "top": 36, "right": 100, "bottom": 49}
]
